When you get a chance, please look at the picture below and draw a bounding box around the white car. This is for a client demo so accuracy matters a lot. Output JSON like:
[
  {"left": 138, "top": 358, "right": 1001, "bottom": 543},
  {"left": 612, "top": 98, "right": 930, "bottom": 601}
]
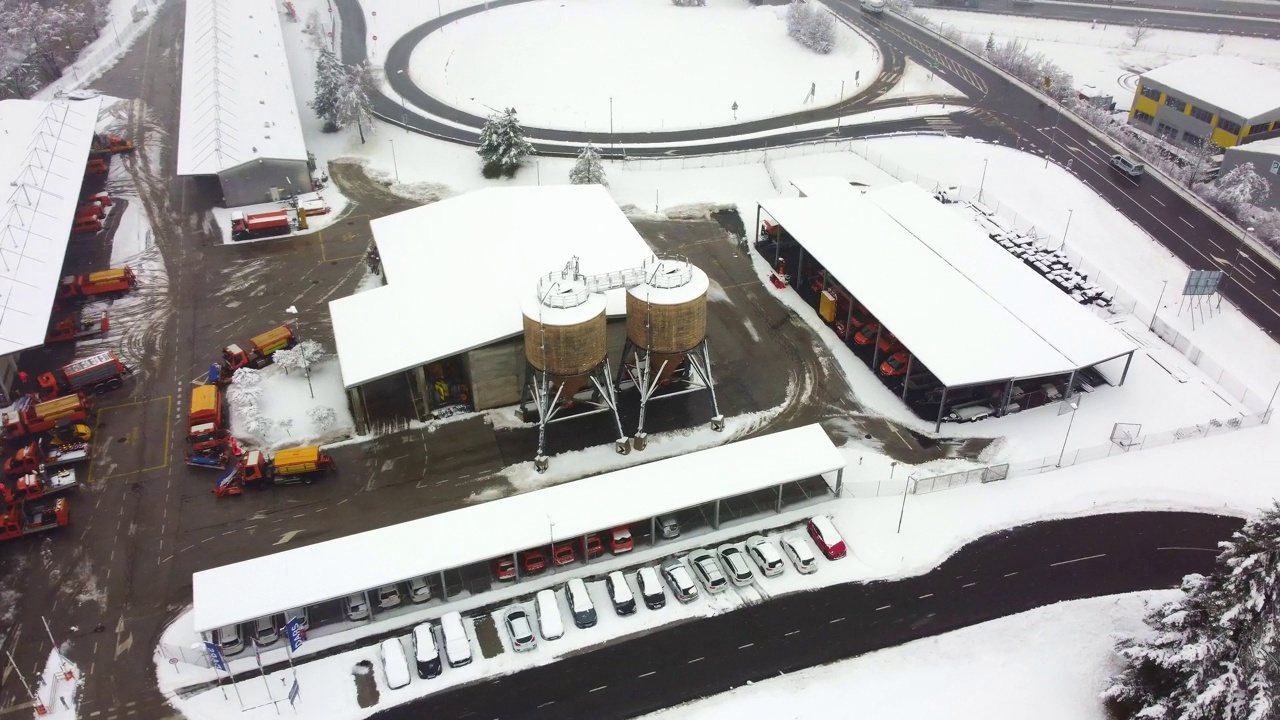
[
  {"left": 688, "top": 550, "right": 728, "bottom": 594},
  {"left": 745, "top": 535, "right": 786, "bottom": 578},
  {"left": 716, "top": 544, "right": 754, "bottom": 587},
  {"left": 781, "top": 533, "right": 818, "bottom": 575},
  {"left": 377, "top": 585, "right": 402, "bottom": 609},
  {"left": 505, "top": 608, "right": 537, "bottom": 652}
]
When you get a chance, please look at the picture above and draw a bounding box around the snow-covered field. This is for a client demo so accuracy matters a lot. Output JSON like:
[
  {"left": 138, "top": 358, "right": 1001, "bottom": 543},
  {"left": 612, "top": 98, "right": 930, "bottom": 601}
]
[
  {"left": 645, "top": 591, "right": 1174, "bottom": 720},
  {"left": 408, "top": 0, "right": 879, "bottom": 132},
  {"left": 917, "top": 9, "right": 1280, "bottom": 110}
]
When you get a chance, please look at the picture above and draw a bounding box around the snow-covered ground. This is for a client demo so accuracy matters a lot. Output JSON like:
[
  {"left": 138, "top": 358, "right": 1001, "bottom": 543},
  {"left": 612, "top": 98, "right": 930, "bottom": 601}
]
[
  {"left": 917, "top": 9, "right": 1280, "bottom": 110},
  {"left": 228, "top": 359, "right": 356, "bottom": 451},
  {"left": 408, "top": 0, "right": 879, "bottom": 132},
  {"left": 645, "top": 591, "right": 1174, "bottom": 720},
  {"left": 33, "top": 647, "right": 81, "bottom": 719},
  {"left": 208, "top": 192, "right": 349, "bottom": 245},
  {"left": 34, "top": 0, "right": 166, "bottom": 102}
]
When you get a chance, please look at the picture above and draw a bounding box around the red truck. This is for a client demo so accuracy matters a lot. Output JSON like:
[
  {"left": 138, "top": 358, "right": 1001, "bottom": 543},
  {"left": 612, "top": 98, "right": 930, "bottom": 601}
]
[
  {"left": 0, "top": 493, "right": 69, "bottom": 542},
  {"left": 37, "top": 351, "right": 131, "bottom": 398},
  {"left": 231, "top": 210, "right": 293, "bottom": 241},
  {"left": 58, "top": 268, "right": 137, "bottom": 301},
  {"left": 5, "top": 439, "right": 89, "bottom": 478},
  {"left": 11, "top": 468, "right": 77, "bottom": 501},
  {"left": 186, "top": 384, "right": 229, "bottom": 456},
  {"left": 222, "top": 325, "right": 295, "bottom": 372},
  {"left": 46, "top": 312, "right": 109, "bottom": 344},
  {"left": 0, "top": 395, "right": 91, "bottom": 440}
]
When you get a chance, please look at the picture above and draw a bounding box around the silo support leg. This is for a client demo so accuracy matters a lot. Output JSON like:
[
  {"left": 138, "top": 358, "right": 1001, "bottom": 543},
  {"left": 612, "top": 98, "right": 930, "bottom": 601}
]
[
  {"left": 687, "top": 339, "right": 724, "bottom": 431},
  {"left": 634, "top": 352, "right": 669, "bottom": 451},
  {"left": 590, "top": 360, "right": 630, "bottom": 455}
]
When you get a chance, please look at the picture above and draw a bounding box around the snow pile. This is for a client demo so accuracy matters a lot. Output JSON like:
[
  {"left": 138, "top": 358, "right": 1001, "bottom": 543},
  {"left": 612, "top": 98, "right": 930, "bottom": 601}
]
[
  {"left": 228, "top": 359, "right": 355, "bottom": 451},
  {"left": 646, "top": 592, "right": 1176, "bottom": 720}
]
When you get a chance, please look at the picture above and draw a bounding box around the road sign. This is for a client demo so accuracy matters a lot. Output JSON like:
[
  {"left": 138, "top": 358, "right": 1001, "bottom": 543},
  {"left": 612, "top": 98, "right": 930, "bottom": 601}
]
[
  {"left": 289, "top": 679, "right": 301, "bottom": 706},
  {"left": 1271, "top": 160, "right": 1279, "bottom": 175},
  {"left": 1183, "top": 269, "right": 1225, "bottom": 296},
  {"left": 203, "top": 641, "right": 227, "bottom": 672},
  {"left": 285, "top": 617, "right": 305, "bottom": 652}
]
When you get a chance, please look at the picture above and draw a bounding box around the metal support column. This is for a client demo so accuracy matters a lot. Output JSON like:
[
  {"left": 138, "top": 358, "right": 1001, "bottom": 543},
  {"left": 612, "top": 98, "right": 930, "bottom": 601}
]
[
  {"left": 844, "top": 298, "right": 854, "bottom": 342},
  {"left": 755, "top": 203, "right": 762, "bottom": 246},
  {"left": 836, "top": 468, "right": 844, "bottom": 497},
  {"left": 1119, "top": 351, "right": 1135, "bottom": 386},
  {"left": 347, "top": 386, "right": 369, "bottom": 436},
  {"left": 775, "top": 484, "right": 783, "bottom": 513},
  {"left": 581, "top": 534, "right": 590, "bottom": 564},
  {"left": 362, "top": 591, "right": 372, "bottom": 622},
  {"left": 934, "top": 386, "right": 949, "bottom": 433},
  {"left": 900, "top": 356, "right": 914, "bottom": 401},
  {"left": 998, "top": 378, "right": 1016, "bottom": 417},
  {"left": 650, "top": 516, "right": 657, "bottom": 546},
  {"left": 871, "top": 325, "right": 884, "bottom": 370},
  {"left": 525, "top": 357, "right": 628, "bottom": 472},
  {"left": 797, "top": 247, "right": 806, "bottom": 288},
  {"left": 713, "top": 499, "right": 721, "bottom": 529},
  {"left": 411, "top": 365, "right": 431, "bottom": 420},
  {"left": 511, "top": 551, "right": 520, "bottom": 581},
  {"left": 439, "top": 571, "right": 449, "bottom": 600},
  {"left": 1065, "top": 368, "right": 1079, "bottom": 398}
]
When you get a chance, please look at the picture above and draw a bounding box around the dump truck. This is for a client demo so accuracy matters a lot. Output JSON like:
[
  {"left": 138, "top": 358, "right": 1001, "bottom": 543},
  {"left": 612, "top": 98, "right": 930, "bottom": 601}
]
[
  {"left": 0, "top": 394, "right": 91, "bottom": 440},
  {"left": 222, "top": 325, "right": 295, "bottom": 372},
  {"left": 58, "top": 268, "right": 137, "bottom": 301},
  {"left": 4, "top": 439, "right": 90, "bottom": 477},
  {"left": 189, "top": 385, "right": 223, "bottom": 433},
  {"left": 0, "top": 495, "right": 69, "bottom": 541},
  {"left": 38, "top": 351, "right": 131, "bottom": 398},
  {"left": 11, "top": 468, "right": 77, "bottom": 501},
  {"left": 230, "top": 210, "right": 292, "bottom": 241},
  {"left": 187, "top": 384, "right": 230, "bottom": 459},
  {"left": 213, "top": 446, "right": 334, "bottom": 496},
  {"left": 46, "top": 312, "right": 109, "bottom": 344},
  {"left": 90, "top": 132, "right": 134, "bottom": 157}
]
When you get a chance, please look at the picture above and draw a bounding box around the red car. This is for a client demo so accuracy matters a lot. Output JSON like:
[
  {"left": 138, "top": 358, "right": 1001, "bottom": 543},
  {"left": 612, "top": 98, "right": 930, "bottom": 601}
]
[
  {"left": 877, "top": 333, "right": 899, "bottom": 355},
  {"left": 552, "top": 541, "right": 576, "bottom": 566},
  {"left": 807, "top": 516, "right": 847, "bottom": 560},
  {"left": 880, "top": 351, "right": 911, "bottom": 377},
  {"left": 494, "top": 557, "right": 516, "bottom": 582},
  {"left": 520, "top": 549, "right": 547, "bottom": 575},
  {"left": 585, "top": 533, "right": 604, "bottom": 559},
  {"left": 852, "top": 322, "right": 880, "bottom": 346},
  {"left": 610, "top": 526, "right": 634, "bottom": 554}
]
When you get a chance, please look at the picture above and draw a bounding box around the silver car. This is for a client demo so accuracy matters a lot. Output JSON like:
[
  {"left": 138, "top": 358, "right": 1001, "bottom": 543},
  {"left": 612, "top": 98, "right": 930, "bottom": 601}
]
[
  {"left": 745, "top": 535, "right": 786, "bottom": 578},
  {"left": 688, "top": 550, "right": 728, "bottom": 594},
  {"left": 504, "top": 607, "right": 537, "bottom": 652},
  {"left": 716, "top": 544, "right": 754, "bottom": 587},
  {"left": 660, "top": 557, "right": 699, "bottom": 603}
]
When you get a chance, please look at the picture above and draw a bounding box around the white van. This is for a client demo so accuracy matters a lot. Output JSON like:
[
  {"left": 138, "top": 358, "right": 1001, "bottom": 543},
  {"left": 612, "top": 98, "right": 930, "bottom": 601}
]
[
  {"left": 380, "top": 637, "right": 411, "bottom": 690},
  {"left": 440, "top": 611, "right": 473, "bottom": 667},
  {"left": 535, "top": 589, "right": 564, "bottom": 640},
  {"left": 565, "top": 578, "right": 597, "bottom": 628}
]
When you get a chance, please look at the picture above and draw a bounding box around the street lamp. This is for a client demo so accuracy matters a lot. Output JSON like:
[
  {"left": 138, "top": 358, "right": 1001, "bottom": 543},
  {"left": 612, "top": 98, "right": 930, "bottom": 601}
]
[
  {"left": 389, "top": 139, "right": 399, "bottom": 183},
  {"left": 1058, "top": 208, "right": 1073, "bottom": 250},
  {"left": 1055, "top": 399, "right": 1080, "bottom": 468},
  {"left": 1149, "top": 279, "right": 1168, "bottom": 331},
  {"left": 978, "top": 158, "right": 989, "bottom": 201}
]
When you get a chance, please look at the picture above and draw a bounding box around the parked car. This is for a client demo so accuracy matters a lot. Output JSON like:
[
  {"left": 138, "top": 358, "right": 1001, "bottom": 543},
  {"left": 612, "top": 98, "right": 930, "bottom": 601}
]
[
  {"left": 411, "top": 623, "right": 442, "bottom": 679},
  {"left": 852, "top": 322, "right": 880, "bottom": 346},
  {"left": 660, "top": 557, "right": 699, "bottom": 603},
  {"left": 610, "top": 526, "right": 634, "bottom": 554},
  {"left": 879, "top": 350, "right": 911, "bottom": 377},
  {"left": 380, "top": 637, "right": 411, "bottom": 690},
  {"left": 213, "top": 624, "right": 244, "bottom": 656},
  {"left": 504, "top": 607, "right": 537, "bottom": 652},
  {"left": 606, "top": 571, "right": 637, "bottom": 616},
  {"left": 807, "top": 515, "right": 847, "bottom": 560},
  {"left": 535, "top": 589, "right": 565, "bottom": 640},
  {"left": 745, "top": 535, "right": 786, "bottom": 578},
  {"left": 376, "top": 585, "right": 403, "bottom": 609},
  {"left": 636, "top": 566, "right": 666, "bottom": 610},
  {"left": 283, "top": 607, "right": 309, "bottom": 632},
  {"left": 520, "top": 549, "right": 547, "bottom": 575},
  {"left": 688, "top": 550, "right": 728, "bottom": 594},
  {"left": 1110, "top": 154, "right": 1145, "bottom": 178},
  {"left": 780, "top": 533, "right": 818, "bottom": 575},
  {"left": 657, "top": 514, "right": 680, "bottom": 539},
  {"left": 408, "top": 576, "right": 432, "bottom": 604},
  {"left": 565, "top": 578, "right": 597, "bottom": 628},
  {"left": 253, "top": 615, "right": 279, "bottom": 647},
  {"left": 716, "top": 544, "right": 754, "bottom": 587},
  {"left": 440, "top": 611, "right": 472, "bottom": 667},
  {"left": 494, "top": 557, "right": 517, "bottom": 582},
  {"left": 585, "top": 534, "right": 604, "bottom": 559},
  {"left": 345, "top": 593, "right": 371, "bottom": 621},
  {"left": 876, "top": 332, "right": 900, "bottom": 355},
  {"left": 551, "top": 541, "right": 576, "bottom": 566}
]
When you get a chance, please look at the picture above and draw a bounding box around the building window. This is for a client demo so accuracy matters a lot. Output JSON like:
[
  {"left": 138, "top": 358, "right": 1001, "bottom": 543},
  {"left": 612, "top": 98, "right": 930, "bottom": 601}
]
[
  {"left": 1247, "top": 122, "right": 1271, "bottom": 135},
  {"left": 1182, "top": 131, "right": 1203, "bottom": 146},
  {"left": 1133, "top": 110, "right": 1155, "bottom": 125},
  {"left": 1139, "top": 85, "right": 1161, "bottom": 101},
  {"left": 1189, "top": 106, "right": 1214, "bottom": 124},
  {"left": 1156, "top": 122, "right": 1178, "bottom": 140},
  {"left": 1164, "top": 95, "right": 1187, "bottom": 112},
  {"left": 1217, "top": 117, "right": 1242, "bottom": 135}
]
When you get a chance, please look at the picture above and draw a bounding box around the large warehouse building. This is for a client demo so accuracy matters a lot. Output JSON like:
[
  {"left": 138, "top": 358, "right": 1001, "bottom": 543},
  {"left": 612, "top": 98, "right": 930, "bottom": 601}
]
[
  {"left": 176, "top": 0, "right": 310, "bottom": 206},
  {"left": 758, "top": 180, "right": 1137, "bottom": 429},
  {"left": 1128, "top": 56, "right": 1280, "bottom": 150}
]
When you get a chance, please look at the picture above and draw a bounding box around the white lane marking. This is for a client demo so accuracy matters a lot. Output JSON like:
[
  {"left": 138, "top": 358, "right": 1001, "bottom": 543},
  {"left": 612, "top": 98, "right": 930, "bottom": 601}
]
[
  {"left": 273, "top": 530, "right": 301, "bottom": 545},
  {"left": 738, "top": 643, "right": 755, "bottom": 649},
  {"left": 1004, "top": 571, "right": 1019, "bottom": 577},
  {"left": 1157, "top": 546, "right": 1219, "bottom": 552},
  {"left": 1180, "top": 217, "right": 1194, "bottom": 228},
  {"left": 638, "top": 671, "right": 657, "bottom": 678},
  {"left": 1207, "top": 236, "right": 1225, "bottom": 251},
  {"left": 537, "top": 701, "right": 555, "bottom": 708},
  {"left": 1151, "top": 196, "right": 1166, "bottom": 206},
  {"left": 962, "top": 582, "right": 977, "bottom": 588},
  {"left": 829, "top": 617, "right": 846, "bottom": 624},
  {"left": 784, "top": 630, "right": 800, "bottom": 636},
  {"left": 1049, "top": 552, "right": 1107, "bottom": 567},
  {"left": 687, "top": 657, "right": 704, "bottom": 664},
  {"left": 589, "top": 685, "right": 607, "bottom": 693},
  {"left": 918, "top": 593, "right": 934, "bottom": 599},
  {"left": 875, "top": 605, "right": 891, "bottom": 611}
]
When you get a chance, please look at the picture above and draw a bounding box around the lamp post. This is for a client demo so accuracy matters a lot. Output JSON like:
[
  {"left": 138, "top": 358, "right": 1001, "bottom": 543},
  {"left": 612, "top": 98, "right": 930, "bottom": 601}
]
[
  {"left": 389, "top": 139, "right": 399, "bottom": 183},
  {"left": 1055, "top": 400, "right": 1080, "bottom": 468},
  {"left": 978, "top": 158, "right": 989, "bottom": 201},
  {"left": 609, "top": 97, "right": 614, "bottom": 152},
  {"left": 1149, "top": 279, "right": 1168, "bottom": 331},
  {"left": 1058, "top": 208, "right": 1073, "bottom": 250}
]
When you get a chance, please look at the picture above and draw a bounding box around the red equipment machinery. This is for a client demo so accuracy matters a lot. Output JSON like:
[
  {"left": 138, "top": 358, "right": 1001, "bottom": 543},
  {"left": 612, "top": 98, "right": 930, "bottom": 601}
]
[
  {"left": 5, "top": 438, "right": 90, "bottom": 478},
  {"left": 221, "top": 325, "right": 295, "bottom": 372},
  {"left": 11, "top": 468, "right": 77, "bottom": 500},
  {"left": 38, "top": 351, "right": 131, "bottom": 399},
  {"left": 230, "top": 210, "right": 293, "bottom": 241},
  {"left": 57, "top": 268, "right": 137, "bottom": 301},
  {"left": 1, "top": 395, "right": 91, "bottom": 440},
  {"left": 0, "top": 486, "right": 69, "bottom": 542},
  {"left": 46, "top": 312, "right": 109, "bottom": 344},
  {"left": 90, "top": 133, "right": 134, "bottom": 157}
]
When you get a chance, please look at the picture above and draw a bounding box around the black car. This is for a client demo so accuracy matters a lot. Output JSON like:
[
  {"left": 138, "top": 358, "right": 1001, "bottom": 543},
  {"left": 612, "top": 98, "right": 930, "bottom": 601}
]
[{"left": 636, "top": 567, "right": 666, "bottom": 610}]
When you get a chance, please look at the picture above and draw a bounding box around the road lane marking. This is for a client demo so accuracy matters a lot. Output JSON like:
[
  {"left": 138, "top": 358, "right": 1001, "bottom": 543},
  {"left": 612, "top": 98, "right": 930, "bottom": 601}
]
[
  {"left": 537, "top": 701, "right": 555, "bottom": 708},
  {"left": 589, "top": 686, "right": 607, "bottom": 693},
  {"left": 1179, "top": 217, "right": 1194, "bottom": 228},
  {"left": 1004, "top": 571, "right": 1019, "bottom": 577},
  {"left": 738, "top": 643, "right": 755, "bottom": 649},
  {"left": 1151, "top": 196, "right": 1165, "bottom": 206},
  {"left": 1207, "top": 237, "right": 1225, "bottom": 251},
  {"left": 687, "top": 657, "right": 704, "bottom": 664},
  {"left": 273, "top": 531, "right": 301, "bottom": 546},
  {"left": 962, "top": 582, "right": 977, "bottom": 588},
  {"left": 638, "top": 671, "right": 657, "bottom": 678},
  {"left": 875, "top": 605, "right": 891, "bottom": 611},
  {"left": 829, "top": 617, "right": 845, "bottom": 624},
  {"left": 784, "top": 630, "right": 800, "bottom": 636},
  {"left": 918, "top": 594, "right": 934, "bottom": 599},
  {"left": 1157, "top": 546, "right": 1218, "bottom": 552},
  {"left": 1050, "top": 553, "right": 1107, "bottom": 567}
]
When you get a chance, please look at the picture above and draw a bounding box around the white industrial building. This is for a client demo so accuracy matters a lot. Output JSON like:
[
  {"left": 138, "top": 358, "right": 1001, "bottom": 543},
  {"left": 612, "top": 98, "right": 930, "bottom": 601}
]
[
  {"left": 177, "top": 0, "right": 310, "bottom": 207},
  {"left": 0, "top": 97, "right": 104, "bottom": 397}
]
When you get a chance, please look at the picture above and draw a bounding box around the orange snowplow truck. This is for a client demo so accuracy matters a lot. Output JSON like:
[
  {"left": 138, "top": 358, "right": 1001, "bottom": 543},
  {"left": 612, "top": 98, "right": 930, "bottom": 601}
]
[
  {"left": 90, "top": 132, "right": 134, "bottom": 157},
  {"left": 214, "top": 446, "right": 334, "bottom": 497},
  {"left": 1, "top": 395, "right": 91, "bottom": 440},
  {"left": 222, "top": 325, "right": 295, "bottom": 372},
  {"left": 58, "top": 268, "right": 137, "bottom": 301},
  {"left": 187, "top": 385, "right": 228, "bottom": 452}
]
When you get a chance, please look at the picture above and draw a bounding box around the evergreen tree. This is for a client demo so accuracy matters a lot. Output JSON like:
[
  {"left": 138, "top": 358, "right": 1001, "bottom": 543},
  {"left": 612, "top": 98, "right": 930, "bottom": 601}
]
[
  {"left": 477, "top": 108, "right": 534, "bottom": 178},
  {"left": 786, "top": 1, "right": 835, "bottom": 55},
  {"left": 569, "top": 143, "right": 607, "bottom": 187},
  {"left": 336, "top": 60, "right": 379, "bottom": 143},
  {"left": 1105, "top": 502, "right": 1280, "bottom": 719},
  {"left": 311, "top": 47, "right": 345, "bottom": 131},
  {"left": 985, "top": 32, "right": 996, "bottom": 54}
]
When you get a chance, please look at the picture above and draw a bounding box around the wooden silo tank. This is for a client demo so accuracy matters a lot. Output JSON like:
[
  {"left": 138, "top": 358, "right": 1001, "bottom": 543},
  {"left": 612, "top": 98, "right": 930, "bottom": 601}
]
[{"left": 626, "top": 257, "right": 709, "bottom": 354}]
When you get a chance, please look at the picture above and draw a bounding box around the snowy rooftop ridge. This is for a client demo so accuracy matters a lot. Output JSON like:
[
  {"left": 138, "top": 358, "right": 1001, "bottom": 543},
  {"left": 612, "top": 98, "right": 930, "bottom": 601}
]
[
  {"left": 329, "top": 185, "right": 654, "bottom": 388},
  {"left": 1233, "top": 136, "right": 1280, "bottom": 156},
  {"left": 1140, "top": 56, "right": 1280, "bottom": 120},
  {"left": 176, "top": 0, "right": 308, "bottom": 176},
  {"left": 190, "top": 423, "right": 846, "bottom": 633},
  {"left": 0, "top": 97, "right": 103, "bottom": 357}
]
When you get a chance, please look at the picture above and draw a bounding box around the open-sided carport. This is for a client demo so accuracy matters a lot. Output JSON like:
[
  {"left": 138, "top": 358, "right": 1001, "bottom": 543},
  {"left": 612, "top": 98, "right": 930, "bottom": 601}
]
[
  {"left": 756, "top": 180, "right": 1136, "bottom": 430},
  {"left": 190, "top": 423, "right": 845, "bottom": 639}
]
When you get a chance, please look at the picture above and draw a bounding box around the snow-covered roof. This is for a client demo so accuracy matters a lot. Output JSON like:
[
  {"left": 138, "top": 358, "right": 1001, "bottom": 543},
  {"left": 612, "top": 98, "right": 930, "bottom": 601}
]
[
  {"left": 1140, "top": 56, "right": 1280, "bottom": 120},
  {"left": 790, "top": 174, "right": 886, "bottom": 197},
  {"left": 865, "top": 183, "right": 1135, "bottom": 370},
  {"left": 1231, "top": 137, "right": 1280, "bottom": 157},
  {"left": 176, "top": 0, "right": 308, "bottom": 176},
  {"left": 0, "top": 98, "right": 103, "bottom": 356},
  {"left": 330, "top": 185, "right": 654, "bottom": 388},
  {"left": 190, "top": 424, "right": 845, "bottom": 632},
  {"left": 758, "top": 193, "right": 1077, "bottom": 387}
]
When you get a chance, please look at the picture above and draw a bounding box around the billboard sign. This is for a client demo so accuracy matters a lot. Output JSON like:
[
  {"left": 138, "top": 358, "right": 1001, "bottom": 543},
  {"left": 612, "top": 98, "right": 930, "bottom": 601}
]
[
  {"left": 203, "top": 641, "right": 227, "bottom": 672},
  {"left": 285, "top": 616, "right": 305, "bottom": 652},
  {"left": 289, "top": 679, "right": 301, "bottom": 706},
  {"left": 1183, "top": 269, "right": 1224, "bottom": 296}
]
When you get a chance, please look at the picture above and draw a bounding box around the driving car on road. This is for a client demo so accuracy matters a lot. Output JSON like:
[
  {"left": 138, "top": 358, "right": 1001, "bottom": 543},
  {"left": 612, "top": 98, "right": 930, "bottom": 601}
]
[
  {"left": 745, "top": 535, "right": 786, "bottom": 577},
  {"left": 660, "top": 557, "right": 699, "bottom": 603},
  {"left": 504, "top": 607, "right": 537, "bottom": 652},
  {"left": 1110, "top": 154, "right": 1145, "bottom": 178},
  {"left": 688, "top": 550, "right": 728, "bottom": 594},
  {"left": 716, "top": 544, "right": 754, "bottom": 587}
]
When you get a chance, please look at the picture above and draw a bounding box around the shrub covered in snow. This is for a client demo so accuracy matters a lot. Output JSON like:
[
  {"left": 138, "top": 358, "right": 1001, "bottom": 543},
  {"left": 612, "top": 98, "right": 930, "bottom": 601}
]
[
  {"left": 671, "top": 0, "right": 705, "bottom": 6},
  {"left": 786, "top": 1, "right": 836, "bottom": 55},
  {"left": 569, "top": 144, "right": 608, "bottom": 186},
  {"left": 478, "top": 108, "right": 534, "bottom": 178},
  {"left": 1200, "top": 162, "right": 1271, "bottom": 218}
]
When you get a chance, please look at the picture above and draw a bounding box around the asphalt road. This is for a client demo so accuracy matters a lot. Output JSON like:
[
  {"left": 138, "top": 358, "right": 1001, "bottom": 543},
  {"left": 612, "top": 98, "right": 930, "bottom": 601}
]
[
  {"left": 372, "top": 511, "right": 1240, "bottom": 720},
  {"left": 921, "top": 0, "right": 1280, "bottom": 38}
]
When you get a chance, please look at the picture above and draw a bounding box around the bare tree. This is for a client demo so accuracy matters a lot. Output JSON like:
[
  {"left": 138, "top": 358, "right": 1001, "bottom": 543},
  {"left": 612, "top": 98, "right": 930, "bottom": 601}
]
[
  {"left": 308, "top": 406, "right": 338, "bottom": 432},
  {"left": 1126, "top": 20, "right": 1151, "bottom": 47}
]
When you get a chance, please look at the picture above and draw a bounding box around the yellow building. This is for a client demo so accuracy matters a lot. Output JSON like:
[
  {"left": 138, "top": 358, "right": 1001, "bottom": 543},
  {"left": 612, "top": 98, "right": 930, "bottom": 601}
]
[{"left": 1128, "top": 56, "right": 1280, "bottom": 150}]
